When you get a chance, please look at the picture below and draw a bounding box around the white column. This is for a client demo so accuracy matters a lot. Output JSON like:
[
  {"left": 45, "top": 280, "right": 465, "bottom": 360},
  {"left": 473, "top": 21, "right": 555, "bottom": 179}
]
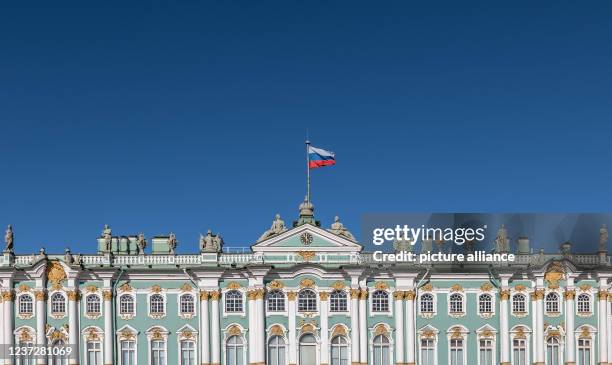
[
  {"left": 247, "top": 290, "right": 257, "bottom": 365},
  {"left": 350, "top": 289, "right": 360, "bottom": 364},
  {"left": 500, "top": 289, "right": 510, "bottom": 365},
  {"left": 288, "top": 292, "right": 297, "bottom": 365},
  {"left": 255, "top": 289, "right": 265, "bottom": 364},
  {"left": 35, "top": 290, "right": 47, "bottom": 365},
  {"left": 103, "top": 290, "right": 113, "bottom": 365},
  {"left": 210, "top": 291, "right": 221, "bottom": 365},
  {"left": 597, "top": 280, "right": 608, "bottom": 365},
  {"left": 535, "top": 288, "right": 545, "bottom": 365},
  {"left": 607, "top": 290, "right": 612, "bottom": 365},
  {"left": 200, "top": 291, "right": 210, "bottom": 365},
  {"left": 393, "top": 292, "right": 404, "bottom": 365},
  {"left": 3, "top": 291, "right": 14, "bottom": 365},
  {"left": 320, "top": 292, "right": 329, "bottom": 365},
  {"left": 67, "top": 291, "right": 79, "bottom": 365},
  {"left": 358, "top": 289, "right": 367, "bottom": 365},
  {"left": 405, "top": 291, "right": 415, "bottom": 365},
  {"left": 565, "top": 288, "right": 576, "bottom": 364}
]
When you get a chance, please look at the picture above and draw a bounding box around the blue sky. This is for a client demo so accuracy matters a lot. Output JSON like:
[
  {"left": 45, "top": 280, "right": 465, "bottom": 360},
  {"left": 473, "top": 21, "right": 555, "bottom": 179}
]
[{"left": 0, "top": 1, "right": 611, "bottom": 253}]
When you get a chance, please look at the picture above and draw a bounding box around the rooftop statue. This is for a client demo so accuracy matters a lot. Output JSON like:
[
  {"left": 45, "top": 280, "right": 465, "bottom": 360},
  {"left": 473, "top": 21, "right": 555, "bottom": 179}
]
[
  {"left": 168, "top": 233, "right": 177, "bottom": 254},
  {"left": 299, "top": 196, "right": 314, "bottom": 216},
  {"left": 200, "top": 229, "right": 223, "bottom": 253},
  {"left": 393, "top": 236, "right": 413, "bottom": 253},
  {"left": 64, "top": 248, "right": 74, "bottom": 264},
  {"left": 258, "top": 214, "right": 287, "bottom": 242},
  {"left": 4, "top": 224, "right": 14, "bottom": 253},
  {"left": 494, "top": 224, "right": 510, "bottom": 253},
  {"left": 102, "top": 224, "right": 112, "bottom": 252},
  {"left": 137, "top": 233, "right": 147, "bottom": 255},
  {"left": 600, "top": 224, "right": 608, "bottom": 252},
  {"left": 328, "top": 216, "right": 356, "bottom": 241}
]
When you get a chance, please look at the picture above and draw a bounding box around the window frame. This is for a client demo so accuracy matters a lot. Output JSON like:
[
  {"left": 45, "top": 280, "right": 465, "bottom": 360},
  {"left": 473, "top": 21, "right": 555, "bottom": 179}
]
[
  {"left": 477, "top": 293, "right": 494, "bottom": 316},
  {"left": 419, "top": 293, "right": 436, "bottom": 317},
  {"left": 370, "top": 290, "right": 390, "bottom": 314},
  {"left": 18, "top": 293, "right": 35, "bottom": 318},
  {"left": 178, "top": 293, "right": 196, "bottom": 319},
  {"left": 224, "top": 290, "right": 245, "bottom": 315},
  {"left": 118, "top": 294, "right": 136, "bottom": 320},
  {"left": 148, "top": 293, "right": 166, "bottom": 319},
  {"left": 266, "top": 290, "right": 286, "bottom": 313},
  {"left": 85, "top": 294, "right": 102, "bottom": 319},
  {"left": 545, "top": 292, "right": 561, "bottom": 315},
  {"left": 511, "top": 293, "right": 528, "bottom": 317},
  {"left": 576, "top": 293, "right": 592, "bottom": 316},
  {"left": 298, "top": 289, "right": 318, "bottom": 313},
  {"left": 448, "top": 293, "right": 465, "bottom": 316},
  {"left": 49, "top": 291, "right": 67, "bottom": 319},
  {"left": 329, "top": 290, "right": 348, "bottom": 313}
]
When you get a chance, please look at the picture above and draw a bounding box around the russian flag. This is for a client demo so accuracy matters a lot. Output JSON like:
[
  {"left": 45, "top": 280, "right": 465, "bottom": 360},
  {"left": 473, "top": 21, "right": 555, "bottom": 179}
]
[{"left": 308, "top": 146, "right": 336, "bottom": 169}]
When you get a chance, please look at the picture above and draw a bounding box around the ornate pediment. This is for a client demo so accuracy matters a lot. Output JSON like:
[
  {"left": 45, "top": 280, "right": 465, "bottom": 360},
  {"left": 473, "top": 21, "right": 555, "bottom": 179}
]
[{"left": 251, "top": 225, "right": 361, "bottom": 253}]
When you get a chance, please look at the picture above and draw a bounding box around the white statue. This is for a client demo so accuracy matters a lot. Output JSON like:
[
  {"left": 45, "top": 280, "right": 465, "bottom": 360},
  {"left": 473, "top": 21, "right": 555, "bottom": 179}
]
[
  {"left": 200, "top": 229, "right": 223, "bottom": 252},
  {"left": 168, "top": 233, "right": 177, "bottom": 254},
  {"left": 600, "top": 224, "right": 608, "bottom": 251},
  {"left": 299, "top": 196, "right": 314, "bottom": 216},
  {"left": 328, "top": 216, "right": 356, "bottom": 241},
  {"left": 258, "top": 214, "right": 287, "bottom": 241},
  {"left": 137, "top": 233, "right": 147, "bottom": 255},
  {"left": 4, "top": 225, "right": 14, "bottom": 252},
  {"left": 102, "top": 224, "right": 112, "bottom": 251},
  {"left": 494, "top": 224, "right": 510, "bottom": 253},
  {"left": 64, "top": 248, "right": 74, "bottom": 264}
]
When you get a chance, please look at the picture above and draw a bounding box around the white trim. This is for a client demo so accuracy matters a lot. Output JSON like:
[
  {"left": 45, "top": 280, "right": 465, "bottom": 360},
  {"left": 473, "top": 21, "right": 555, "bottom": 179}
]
[
  {"left": 509, "top": 325, "right": 531, "bottom": 365},
  {"left": 297, "top": 331, "right": 320, "bottom": 365},
  {"left": 117, "top": 292, "right": 137, "bottom": 320},
  {"left": 544, "top": 289, "right": 563, "bottom": 317},
  {"left": 147, "top": 291, "right": 167, "bottom": 319},
  {"left": 146, "top": 326, "right": 169, "bottom": 365},
  {"left": 368, "top": 324, "right": 393, "bottom": 365},
  {"left": 177, "top": 292, "right": 197, "bottom": 319},
  {"left": 48, "top": 290, "right": 68, "bottom": 319},
  {"left": 222, "top": 288, "right": 246, "bottom": 317},
  {"left": 83, "top": 292, "right": 103, "bottom": 319},
  {"left": 510, "top": 292, "right": 529, "bottom": 318},
  {"left": 369, "top": 289, "right": 392, "bottom": 317},
  {"left": 116, "top": 324, "right": 140, "bottom": 365},
  {"left": 417, "top": 325, "right": 438, "bottom": 365},
  {"left": 447, "top": 292, "right": 466, "bottom": 318},
  {"left": 222, "top": 324, "right": 248, "bottom": 365},
  {"left": 266, "top": 325, "right": 289, "bottom": 365},
  {"left": 446, "top": 325, "right": 468, "bottom": 365},
  {"left": 176, "top": 325, "right": 198, "bottom": 365},
  {"left": 574, "top": 325, "right": 597, "bottom": 365},
  {"left": 475, "top": 325, "right": 497, "bottom": 365},
  {"left": 476, "top": 292, "right": 496, "bottom": 319},
  {"left": 418, "top": 291, "right": 437, "bottom": 319},
  {"left": 16, "top": 292, "right": 35, "bottom": 319}
]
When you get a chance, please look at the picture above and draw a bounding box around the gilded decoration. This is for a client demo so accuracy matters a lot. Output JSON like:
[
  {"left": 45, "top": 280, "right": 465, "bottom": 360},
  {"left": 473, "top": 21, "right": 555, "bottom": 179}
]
[
  {"left": 300, "top": 278, "right": 315, "bottom": 289},
  {"left": 268, "top": 280, "right": 284, "bottom": 290},
  {"left": 579, "top": 327, "right": 591, "bottom": 339},
  {"left": 404, "top": 290, "right": 416, "bottom": 301},
  {"left": 319, "top": 292, "right": 328, "bottom": 301},
  {"left": 598, "top": 290, "right": 608, "bottom": 299},
  {"left": 373, "top": 324, "right": 388, "bottom": 336},
  {"left": 151, "top": 328, "right": 164, "bottom": 341},
  {"left": 180, "top": 283, "right": 193, "bottom": 292},
  {"left": 34, "top": 290, "right": 46, "bottom": 301},
  {"left": 18, "top": 284, "right": 31, "bottom": 293},
  {"left": 150, "top": 285, "right": 163, "bottom": 293},
  {"left": 480, "top": 329, "right": 494, "bottom": 338},
  {"left": 579, "top": 283, "right": 591, "bottom": 292},
  {"left": 514, "top": 327, "right": 526, "bottom": 339},
  {"left": 297, "top": 250, "right": 316, "bottom": 261},
  {"left": 199, "top": 291, "right": 209, "bottom": 301},
  {"left": 102, "top": 290, "right": 113, "bottom": 301},
  {"left": 350, "top": 289, "right": 360, "bottom": 299},
  {"left": 67, "top": 290, "right": 80, "bottom": 301},
  {"left": 332, "top": 326, "right": 347, "bottom": 337},
  {"left": 544, "top": 261, "right": 565, "bottom": 287},
  {"left": 118, "top": 283, "right": 133, "bottom": 293},
  {"left": 119, "top": 329, "right": 135, "bottom": 340},
  {"left": 331, "top": 281, "right": 345, "bottom": 291},
  {"left": 209, "top": 290, "right": 221, "bottom": 301},
  {"left": 500, "top": 290, "right": 510, "bottom": 301},
  {"left": 564, "top": 290, "right": 576, "bottom": 300},
  {"left": 18, "top": 329, "right": 33, "bottom": 342},
  {"left": 46, "top": 261, "right": 67, "bottom": 286},
  {"left": 301, "top": 324, "right": 315, "bottom": 334},
  {"left": 86, "top": 328, "right": 100, "bottom": 341},
  {"left": 227, "top": 282, "right": 241, "bottom": 290},
  {"left": 180, "top": 330, "right": 194, "bottom": 340},
  {"left": 269, "top": 325, "right": 284, "bottom": 337},
  {"left": 546, "top": 330, "right": 561, "bottom": 339},
  {"left": 480, "top": 283, "right": 493, "bottom": 292},
  {"left": 450, "top": 284, "right": 463, "bottom": 293},
  {"left": 514, "top": 284, "right": 527, "bottom": 292},
  {"left": 359, "top": 288, "right": 368, "bottom": 300},
  {"left": 227, "top": 325, "right": 242, "bottom": 336},
  {"left": 393, "top": 291, "right": 404, "bottom": 300},
  {"left": 2, "top": 290, "right": 14, "bottom": 301},
  {"left": 420, "top": 283, "right": 433, "bottom": 292},
  {"left": 450, "top": 327, "right": 463, "bottom": 339},
  {"left": 374, "top": 281, "right": 389, "bottom": 290},
  {"left": 286, "top": 291, "right": 297, "bottom": 301},
  {"left": 50, "top": 330, "right": 67, "bottom": 342},
  {"left": 85, "top": 285, "right": 98, "bottom": 293},
  {"left": 50, "top": 282, "right": 63, "bottom": 291},
  {"left": 421, "top": 329, "right": 435, "bottom": 339}
]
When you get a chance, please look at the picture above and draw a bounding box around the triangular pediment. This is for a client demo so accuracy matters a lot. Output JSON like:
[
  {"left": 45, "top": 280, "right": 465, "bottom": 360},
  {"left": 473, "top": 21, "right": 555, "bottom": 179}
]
[{"left": 252, "top": 224, "right": 362, "bottom": 253}]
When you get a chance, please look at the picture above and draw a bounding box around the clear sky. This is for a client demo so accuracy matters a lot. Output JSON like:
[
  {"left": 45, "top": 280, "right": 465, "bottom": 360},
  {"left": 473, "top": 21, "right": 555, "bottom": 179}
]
[{"left": 1, "top": 1, "right": 611, "bottom": 254}]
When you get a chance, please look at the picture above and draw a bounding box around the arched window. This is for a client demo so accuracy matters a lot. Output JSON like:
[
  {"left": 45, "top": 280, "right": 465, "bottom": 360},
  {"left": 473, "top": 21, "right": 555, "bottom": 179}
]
[
  {"left": 120, "top": 340, "right": 136, "bottom": 365},
  {"left": 267, "top": 291, "right": 285, "bottom": 312},
  {"left": 151, "top": 339, "right": 166, "bottom": 365},
  {"left": 119, "top": 295, "right": 135, "bottom": 315},
  {"left": 478, "top": 294, "right": 492, "bottom": 314},
  {"left": 330, "top": 291, "right": 347, "bottom": 312},
  {"left": 372, "top": 334, "right": 390, "bottom": 365},
  {"left": 546, "top": 337, "right": 560, "bottom": 365},
  {"left": 513, "top": 338, "right": 527, "bottom": 365},
  {"left": 330, "top": 336, "right": 348, "bottom": 365},
  {"left": 226, "top": 335, "right": 244, "bottom": 365},
  {"left": 150, "top": 294, "right": 165, "bottom": 315},
  {"left": 86, "top": 295, "right": 101, "bottom": 316},
  {"left": 577, "top": 338, "right": 592, "bottom": 365},
  {"left": 86, "top": 340, "right": 102, "bottom": 365},
  {"left": 449, "top": 293, "right": 463, "bottom": 313},
  {"left": 267, "top": 335, "right": 286, "bottom": 365},
  {"left": 577, "top": 294, "right": 591, "bottom": 313},
  {"left": 50, "top": 293, "right": 66, "bottom": 315},
  {"left": 420, "top": 293, "right": 434, "bottom": 313},
  {"left": 225, "top": 290, "right": 243, "bottom": 313},
  {"left": 19, "top": 295, "right": 34, "bottom": 315},
  {"left": 180, "top": 294, "right": 195, "bottom": 315},
  {"left": 299, "top": 334, "right": 317, "bottom": 365},
  {"left": 545, "top": 293, "right": 560, "bottom": 313},
  {"left": 298, "top": 290, "right": 317, "bottom": 312},
  {"left": 372, "top": 291, "right": 389, "bottom": 312},
  {"left": 512, "top": 294, "right": 526, "bottom": 314},
  {"left": 180, "top": 340, "right": 195, "bottom": 365}
]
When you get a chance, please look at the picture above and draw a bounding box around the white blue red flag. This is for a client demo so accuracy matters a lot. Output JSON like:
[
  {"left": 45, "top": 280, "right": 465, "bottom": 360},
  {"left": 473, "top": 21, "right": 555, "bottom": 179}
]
[{"left": 308, "top": 146, "right": 336, "bottom": 169}]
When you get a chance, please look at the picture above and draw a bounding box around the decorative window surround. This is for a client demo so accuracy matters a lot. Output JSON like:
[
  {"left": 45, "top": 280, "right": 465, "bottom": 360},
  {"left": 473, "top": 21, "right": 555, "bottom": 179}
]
[
  {"left": 118, "top": 293, "right": 136, "bottom": 320},
  {"left": 369, "top": 289, "right": 392, "bottom": 316},
  {"left": 48, "top": 290, "right": 68, "bottom": 319},
  {"left": 16, "top": 292, "right": 35, "bottom": 319},
  {"left": 178, "top": 293, "right": 196, "bottom": 319},
  {"left": 147, "top": 287, "right": 167, "bottom": 319},
  {"left": 511, "top": 293, "right": 529, "bottom": 318},
  {"left": 146, "top": 326, "right": 169, "bottom": 365},
  {"left": 509, "top": 325, "right": 531, "bottom": 365},
  {"left": 223, "top": 289, "right": 246, "bottom": 317}
]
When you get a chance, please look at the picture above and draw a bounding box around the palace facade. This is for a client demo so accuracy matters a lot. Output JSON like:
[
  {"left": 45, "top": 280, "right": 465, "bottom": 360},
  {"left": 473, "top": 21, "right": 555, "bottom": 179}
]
[{"left": 1, "top": 202, "right": 611, "bottom": 365}]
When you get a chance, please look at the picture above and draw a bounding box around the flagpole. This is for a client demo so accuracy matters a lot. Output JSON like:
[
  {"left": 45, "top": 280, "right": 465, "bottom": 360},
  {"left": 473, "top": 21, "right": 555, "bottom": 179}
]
[{"left": 306, "top": 139, "right": 311, "bottom": 203}]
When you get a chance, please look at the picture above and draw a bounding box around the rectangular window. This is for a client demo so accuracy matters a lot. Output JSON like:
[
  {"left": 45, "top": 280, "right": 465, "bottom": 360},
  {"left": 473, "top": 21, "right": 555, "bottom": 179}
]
[
  {"left": 152, "top": 341, "right": 166, "bottom": 365},
  {"left": 181, "top": 341, "right": 195, "bottom": 365},
  {"left": 121, "top": 341, "right": 135, "bottom": 365},
  {"left": 450, "top": 339, "right": 464, "bottom": 365},
  {"left": 577, "top": 339, "right": 591, "bottom": 365},
  {"left": 513, "top": 338, "right": 527, "bottom": 365},
  {"left": 420, "top": 339, "right": 435, "bottom": 365},
  {"left": 86, "top": 342, "right": 102, "bottom": 365},
  {"left": 479, "top": 339, "right": 493, "bottom": 365}
]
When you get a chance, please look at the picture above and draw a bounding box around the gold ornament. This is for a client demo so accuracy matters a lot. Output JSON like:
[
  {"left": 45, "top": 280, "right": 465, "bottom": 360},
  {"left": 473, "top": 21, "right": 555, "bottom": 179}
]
[
  {"left": 300, "top": 278, "right": 315, "bottom": 288},
  {"left": 102, "top": 290, "right": 113, "bottom": 301},
  {"left": 404, "top": 290, "right": 416, "bottom": 301},
  {"left": 393, "top": 291, "right": 404, "bottom": 300},
  {"left": 331, "top": 281, "right": 346, "bottom": 291},
  {"left": 514, "top": 284, "right": 527, "bottom": 292},
  {"left": 227, "top": 325, "right": 242, "bottom": 336},
  {"left": 301, "top": 324, "right": 315, "bottom": 333},
  {"left": 118, "top": 283, "right": 133, "bottom": 292},
  {"left": 373, "top": 324, "right": 388, "bottom": 336},
  {"left": 359, "top": 288, "right": 368, "bottom": 300},
  {"left": 500, "top": 290, "right": 510, "bottom": 301},
  {"left": 268, "top": 280, "right": 284, "bottom": 290},
  {"left": 480, "top": 283, "right": 493, "bottom": 292},
  {"left": 18, "top": 284, "right": 31, "bottom": 293},
  {"left": 34, "top": 290, "right": 47, "bottom": 301},
  {"left": 67, "top": 290, "right": 80, "bottom": 301},
  {"left": 150, "top": 285, "right": 163, "bottom": 293},
  {"left": 319, "top": 292, "right": 328, "bottom": 301},
  {"left": 287, "top": 291, "right": 296, "bottom": 301},
  {"left": 227, "top": 282, "right": 241, "bottom": 290},
  {"left": 199, "top": 291, "right": 209, "bottom": 301},
  {"left": 420, "top": 283, "right": 433, "bottom": 292},
  {"left": 579, "top": 283, "right": 592, "bottom": 292},
  {"left": 331, "top": 326, "right": 347, "bottom": 337},
  {"left": 450, "top": 284, "right": 464, "bottom": 292},
  {"left": 85, "top": 285, "right": 98, "bottom": 293},
  {"left": 269, "top": 325, "right": 284, "bottom": 336},
  {"left": 374, "top": 281, "right": 389, "bottom": 290},
  {"left": 350, "top": 289, "right": 360, "bottom": 299},
  {"left": 46, "top": 261, "right": 67, "bottom": 286},
  {"left": 564, "top": 290, "right": 576, "bottom": 300},
  {"left": 180, "top": 283, "right": 193, "bottom": 292},
  {"left": 209, "top": 291, "right": 221, "bottom": 301},
  {"left": 297, "top": 251, "right": 316, "bottom": 261}
]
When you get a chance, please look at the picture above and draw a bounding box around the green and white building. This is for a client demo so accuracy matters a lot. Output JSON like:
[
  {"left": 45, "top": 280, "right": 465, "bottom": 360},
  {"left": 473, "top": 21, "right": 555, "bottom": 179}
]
[{"left": 1, "top": 201, "right": 611, "bottom": 365}]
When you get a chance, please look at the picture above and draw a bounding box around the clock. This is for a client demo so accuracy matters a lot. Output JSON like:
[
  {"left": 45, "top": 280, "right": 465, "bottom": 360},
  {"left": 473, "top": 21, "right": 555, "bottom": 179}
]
[{"left": 300, "top": 232, "right": 313, "bottom": 245}]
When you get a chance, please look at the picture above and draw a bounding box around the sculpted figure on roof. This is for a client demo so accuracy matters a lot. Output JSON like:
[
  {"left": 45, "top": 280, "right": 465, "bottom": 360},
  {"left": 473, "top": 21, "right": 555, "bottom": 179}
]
[
  {"left": 328, "top": 216, "right": 356, "bottom": 241},
  {"left": 258, "top": 214, "right": 287, "bottom": 242}
]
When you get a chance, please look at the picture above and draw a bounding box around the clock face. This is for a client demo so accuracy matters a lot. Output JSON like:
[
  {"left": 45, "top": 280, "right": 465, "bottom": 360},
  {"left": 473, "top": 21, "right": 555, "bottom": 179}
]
[{"left": 300, "top": 232, "right": 313, "bottom": 245}]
